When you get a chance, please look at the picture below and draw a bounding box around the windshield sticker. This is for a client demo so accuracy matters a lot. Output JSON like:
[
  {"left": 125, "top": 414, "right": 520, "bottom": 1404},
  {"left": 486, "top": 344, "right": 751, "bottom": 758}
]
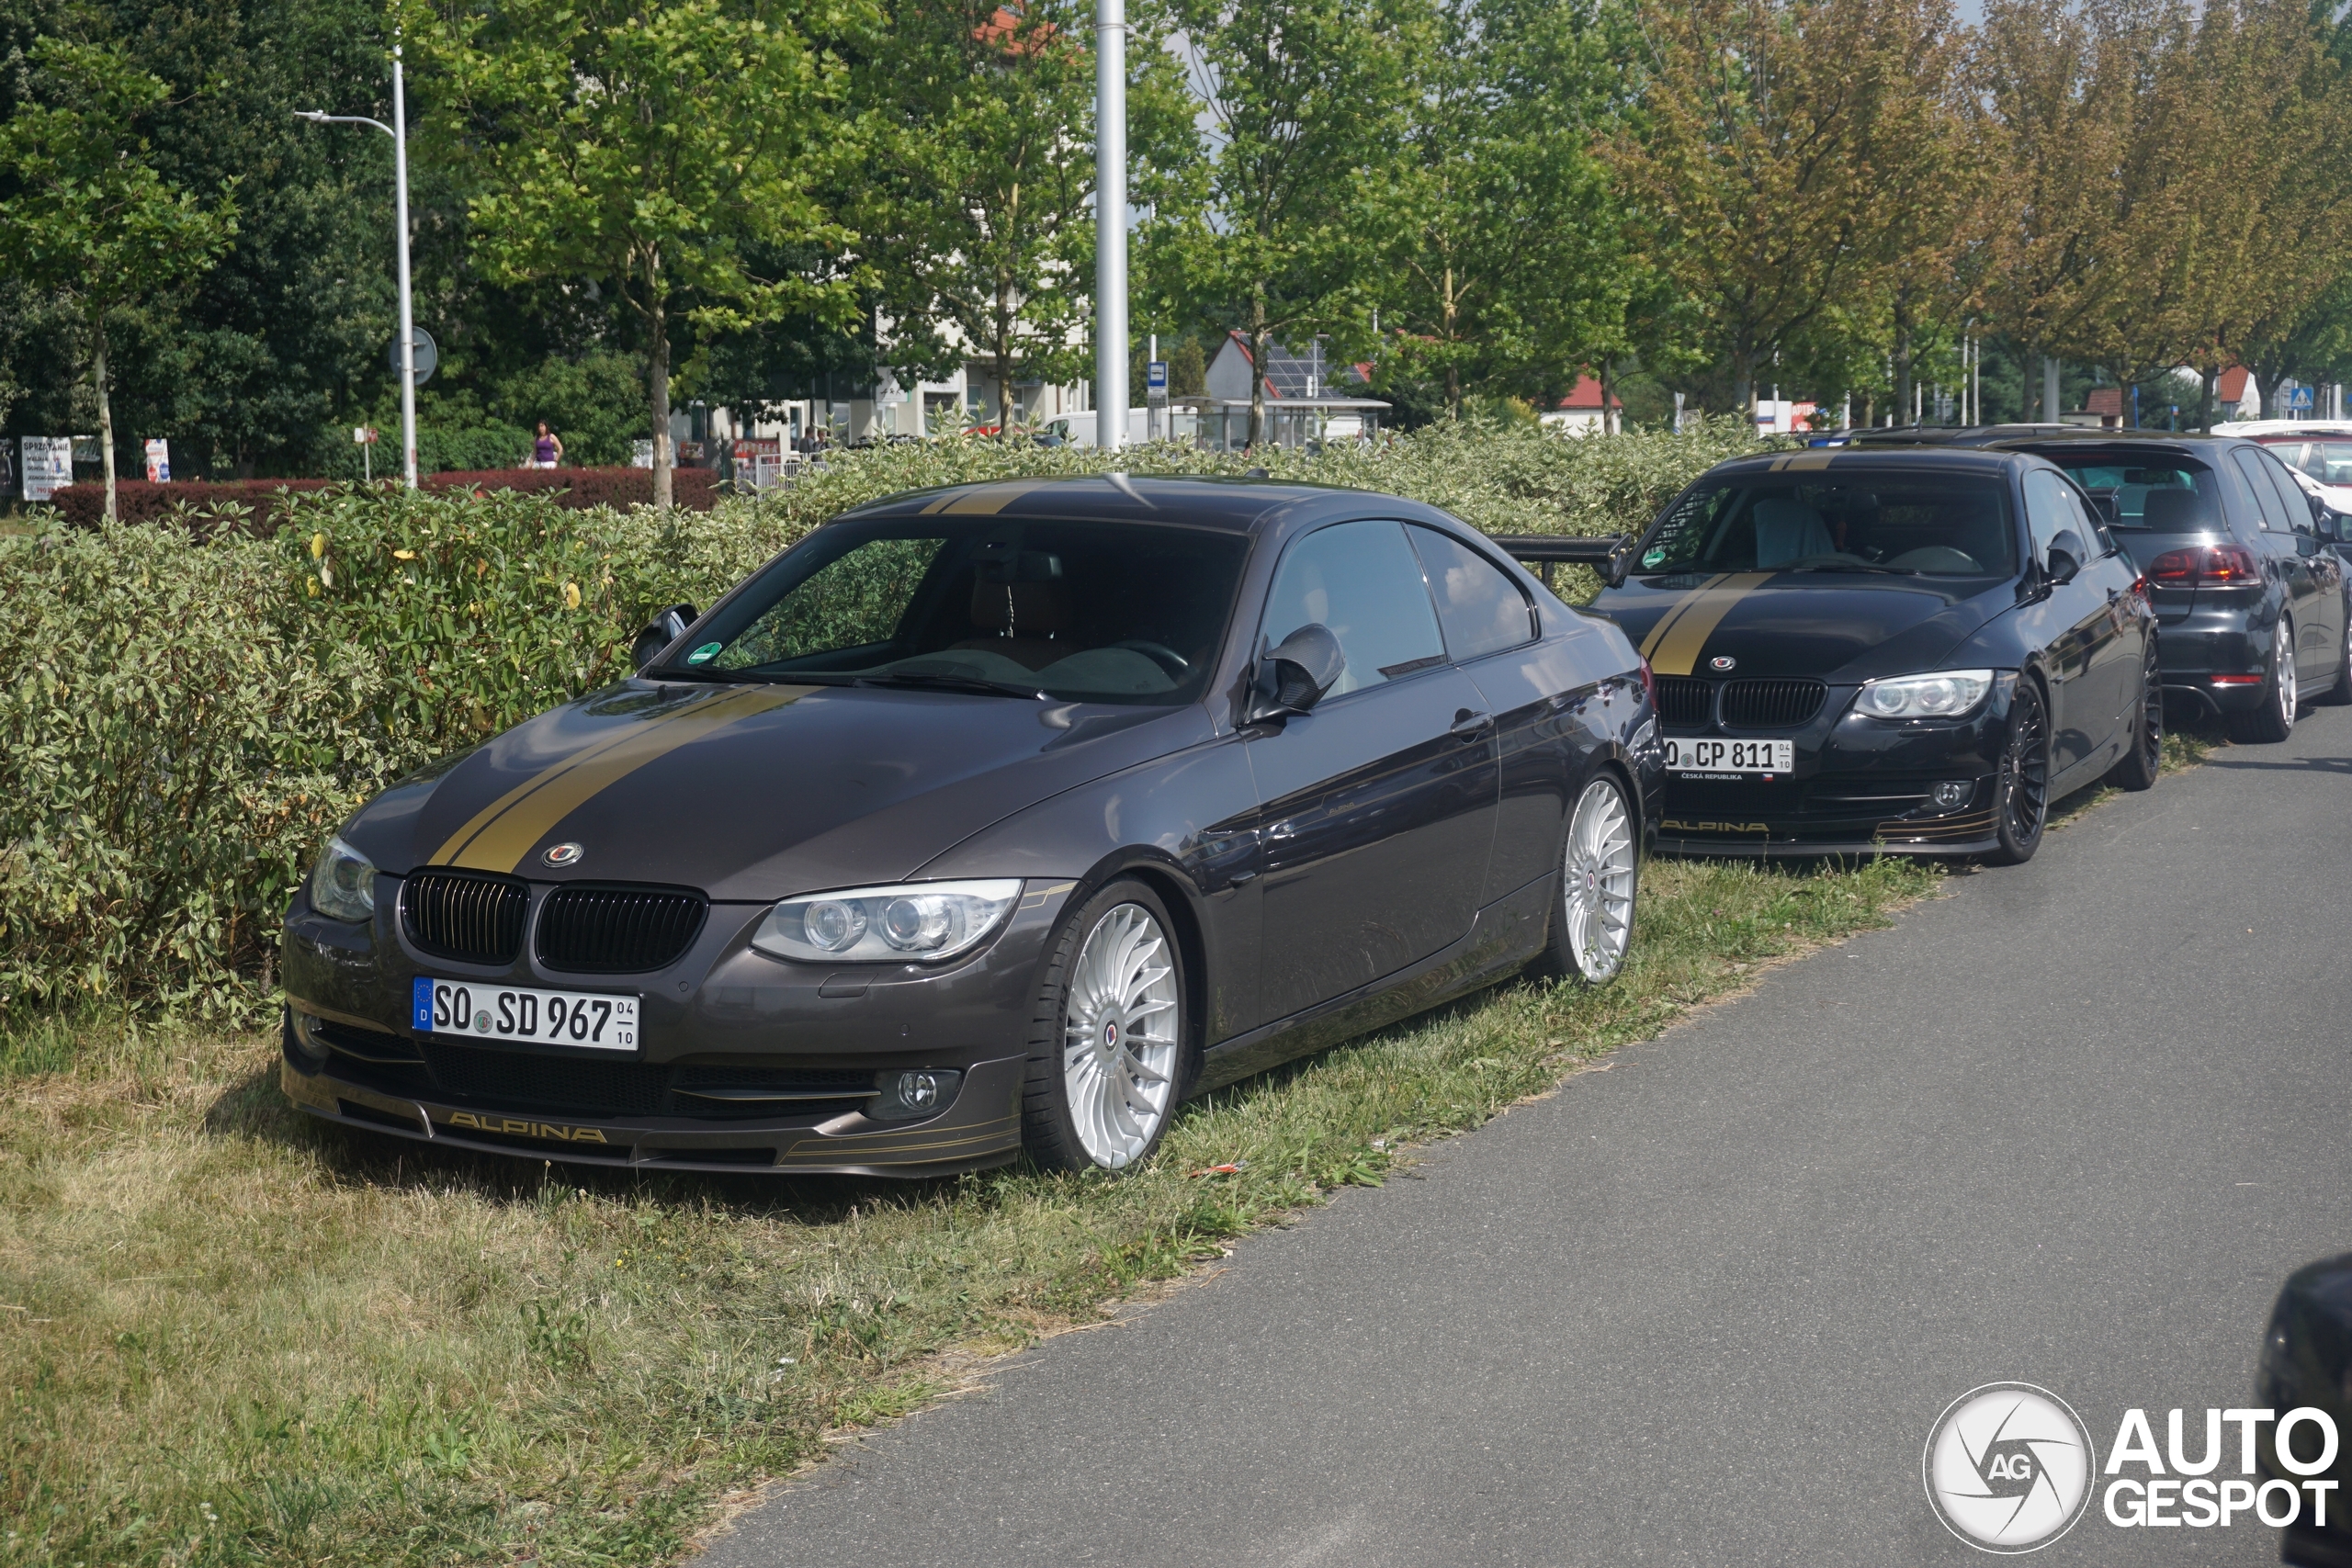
[{"left": 687, "top": 642, "right": 722, "bottom": 665}]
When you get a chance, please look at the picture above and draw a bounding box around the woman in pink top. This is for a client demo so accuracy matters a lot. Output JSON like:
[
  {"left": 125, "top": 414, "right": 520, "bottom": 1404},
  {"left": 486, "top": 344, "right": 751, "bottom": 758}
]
[{"left": 532, "top": 423, "right": 563, "bottom": 468}]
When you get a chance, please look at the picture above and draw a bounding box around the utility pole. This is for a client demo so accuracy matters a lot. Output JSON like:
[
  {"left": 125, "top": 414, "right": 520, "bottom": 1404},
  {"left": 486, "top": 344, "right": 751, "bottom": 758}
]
[
  {"left": 1094, "top": 0, "right": 1126, "bottom": 451},
  {"left": 299, "top": 35, "right": 419, "bottom": 488}
]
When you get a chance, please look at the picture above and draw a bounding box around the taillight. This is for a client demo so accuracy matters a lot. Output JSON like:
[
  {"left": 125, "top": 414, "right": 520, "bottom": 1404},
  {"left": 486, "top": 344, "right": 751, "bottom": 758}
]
[
  {"left": 1638, "top": 657, "right": 1657, "bottom": 711},
  {"left": 2148, "top": 545, "right": 2260, "bottom": 586}
]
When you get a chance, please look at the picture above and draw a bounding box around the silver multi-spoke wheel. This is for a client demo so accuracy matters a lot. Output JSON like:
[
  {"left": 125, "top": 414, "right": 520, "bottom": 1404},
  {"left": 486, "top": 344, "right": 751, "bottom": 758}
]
[
  {"left": 1060, "top": 903, "right": 1181, "bottom": 1168},
  {"left": 1562, "top": 778, "right": 1636, "bottom": 982},
  {"left": 2278, "top": 621, "right": 2299, "bottom": 728}
]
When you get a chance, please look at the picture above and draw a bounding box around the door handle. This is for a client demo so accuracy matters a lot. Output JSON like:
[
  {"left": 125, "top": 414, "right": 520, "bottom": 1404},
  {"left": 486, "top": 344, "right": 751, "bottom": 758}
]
[{"left": 1450, "top": 708, "right": 1493, "bottom": 738}]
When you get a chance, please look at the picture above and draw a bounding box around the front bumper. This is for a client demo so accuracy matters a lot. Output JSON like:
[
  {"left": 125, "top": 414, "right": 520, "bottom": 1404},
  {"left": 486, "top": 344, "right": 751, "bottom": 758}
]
[
  {"left": 1653, "top": 681, "right": 2011, "bottom": 859},
  {"left": 278, "top": 874, "right": 1080, "bottom": 1176}
]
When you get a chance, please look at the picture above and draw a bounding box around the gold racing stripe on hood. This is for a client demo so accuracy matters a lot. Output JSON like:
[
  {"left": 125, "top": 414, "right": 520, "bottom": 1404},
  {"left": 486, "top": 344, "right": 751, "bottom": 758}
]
[
  {"left": 430, "top": 685, "right": 814, "bottom": 872},
  {"left": 1645, "top": 572, "right": 1774, "bottom": 676},
  {"left": 1635, "top": 573, "right": 1732, "bottom": 662},
  {"left": 921, "top": 480, "right": 1052, "bottom": 515}
]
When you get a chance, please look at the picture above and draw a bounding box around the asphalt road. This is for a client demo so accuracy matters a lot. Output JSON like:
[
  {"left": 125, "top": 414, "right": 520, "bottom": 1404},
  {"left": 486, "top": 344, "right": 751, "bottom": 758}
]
[{"left": 698, "top": 708, "right": 2352, "bottom": 1568}]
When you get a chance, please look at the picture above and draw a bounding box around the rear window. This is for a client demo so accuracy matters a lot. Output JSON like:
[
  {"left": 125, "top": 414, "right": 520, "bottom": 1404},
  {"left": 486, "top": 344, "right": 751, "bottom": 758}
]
[
  {"left": 1636, "top": 471, "right": 2016, "bottom": 578},
  {"left": 2037, "top": 457, "right": 2225, "bottom": 532}
]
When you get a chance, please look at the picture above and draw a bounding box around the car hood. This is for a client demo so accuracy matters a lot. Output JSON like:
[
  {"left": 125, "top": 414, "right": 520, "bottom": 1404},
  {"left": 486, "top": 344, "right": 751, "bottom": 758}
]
[
  {"left": 340, "top": 680, "right": 1209, "bottom": 901},
  {"left": 1592, "top": 572, "right": 2009, "bottom": 682}
]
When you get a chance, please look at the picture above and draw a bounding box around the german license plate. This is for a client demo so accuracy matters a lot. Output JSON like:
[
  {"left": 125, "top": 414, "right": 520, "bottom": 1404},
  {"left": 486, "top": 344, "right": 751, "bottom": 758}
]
[
  {"left": 413, "top": 977, "right": 639, "bottom": 1052},
  {"left": 1664, "top": 737, "right": 1793, "bottom": 773}
]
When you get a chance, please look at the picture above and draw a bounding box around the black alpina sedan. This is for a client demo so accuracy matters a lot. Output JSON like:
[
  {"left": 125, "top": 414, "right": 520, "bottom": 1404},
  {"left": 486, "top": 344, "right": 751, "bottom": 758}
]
[
  {"left": 281, "top": 477, "right": 1663, "bottom": 1177},
  {"left": 1580, "top": 447, "right": 2159, "bottom": 862}
]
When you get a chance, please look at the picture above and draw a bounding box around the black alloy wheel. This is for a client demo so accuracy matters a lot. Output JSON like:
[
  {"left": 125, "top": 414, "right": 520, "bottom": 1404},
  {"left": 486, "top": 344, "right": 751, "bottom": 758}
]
[
  {"left": 2316, "top": 602, "right": 2352, "bottom": 705},
  {"left": 2229, "top": 616, "right": 2299, "bottom": 743},
  {"left": 1988, "top": 678, "right": 2050, "bottom": 865},
  {"left": 2104, "top": 637, "right": 2163, "bottom": 792}
]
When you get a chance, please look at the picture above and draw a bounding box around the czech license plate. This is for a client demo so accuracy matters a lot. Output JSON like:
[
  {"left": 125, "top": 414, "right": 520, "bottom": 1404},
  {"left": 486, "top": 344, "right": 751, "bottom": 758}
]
[
  {"left": 1665, "top": 737, "right": 1793, "bottom": 773},
  {"left": 413, "top": 976, "right": 639, "bottom": 1052}
]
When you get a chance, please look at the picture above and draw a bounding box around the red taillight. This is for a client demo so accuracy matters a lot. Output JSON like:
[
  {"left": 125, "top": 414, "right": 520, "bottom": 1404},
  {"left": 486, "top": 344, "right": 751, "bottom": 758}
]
[
  {"left": 2148, "top": 544, "right": 2260, "bottom": 586},
  {"left": 1639, "top": 657, "right": 1657, "bottom": 711}
]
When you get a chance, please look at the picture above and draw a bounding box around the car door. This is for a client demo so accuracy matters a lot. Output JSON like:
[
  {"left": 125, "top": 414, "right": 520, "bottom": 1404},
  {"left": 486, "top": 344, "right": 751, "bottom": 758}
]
[
  {"left": 2021, "top": 468, "right": 2120, "bottom": 781},
  {"left": 1244, "top": 518, "right": 1499, "bottom": 1028},
  {"left": 2233, "top": 447, "right": 2324, "bottom": 678},
  {"left": 2246, "top": 447, "right": 2346, "bottom": 680},
  {"left": 2052, "top": 473, "right": 2143, "bottom": 766}
]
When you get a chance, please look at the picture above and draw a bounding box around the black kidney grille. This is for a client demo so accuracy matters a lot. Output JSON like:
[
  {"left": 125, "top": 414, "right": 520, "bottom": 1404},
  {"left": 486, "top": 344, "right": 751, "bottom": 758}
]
[
  {"left": 1721, "top": 679, "right": 1826, "bottom": 728},
  {"left": 402, "top": 872, "right": 529, "bottom": 964},
  {"left": 537, "top": 885, "right": 707, "bottom": 973},
  {"left": 1654, "top": 676, "right": 1712, "bottom": 728},
  {"left": 420, "top": 1041, "right": 669, "bottom": 1115}
]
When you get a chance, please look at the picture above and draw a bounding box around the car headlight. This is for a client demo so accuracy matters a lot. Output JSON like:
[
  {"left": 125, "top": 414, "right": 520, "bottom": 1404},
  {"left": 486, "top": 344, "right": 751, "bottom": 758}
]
[
  {"left": 751, "top": 880, "right": 1023, "bottom": 964},
  {"left": 309, "top": 834, "right": 379, "bottom": 922},
  {"left": 1854, "top": 670, "right": 1994, "bottom": 720}
]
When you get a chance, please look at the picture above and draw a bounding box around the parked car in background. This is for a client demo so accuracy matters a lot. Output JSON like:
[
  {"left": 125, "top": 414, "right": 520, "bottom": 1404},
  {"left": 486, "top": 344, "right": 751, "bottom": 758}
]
[
  {"left": 2213, "top": 418, "right": 2352, "bottom": 517},
  {"left": 2256, "top": 1253, "right": 2352, "bottom": 1568},
  {"left": 278, "top": 477, "right": 1662, "bottom": 1179},
  {"left": 1984, "top": 432, "right": 2352, "bottom": 743},
  {"left": 1571, "top": 446, "right": 2158, "bottom": 864}
]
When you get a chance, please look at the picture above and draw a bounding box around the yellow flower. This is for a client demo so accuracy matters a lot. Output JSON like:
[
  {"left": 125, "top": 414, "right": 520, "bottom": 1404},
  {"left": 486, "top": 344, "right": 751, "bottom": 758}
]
[
  {"left": 310, "top": 533, "right": 325, "bottom": 559},
  {"left": 393, "top": 548, "right": 416, "bottom": 560},
  {"left": 562, "top": 581, "right": 582, "bottom": 611}
]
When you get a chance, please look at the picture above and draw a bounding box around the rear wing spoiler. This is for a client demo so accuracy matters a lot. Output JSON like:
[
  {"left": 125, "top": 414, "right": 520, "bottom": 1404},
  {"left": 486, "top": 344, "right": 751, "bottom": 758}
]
[{"left": 1488, "top": 533, "right": 1631, "bottom": 590}]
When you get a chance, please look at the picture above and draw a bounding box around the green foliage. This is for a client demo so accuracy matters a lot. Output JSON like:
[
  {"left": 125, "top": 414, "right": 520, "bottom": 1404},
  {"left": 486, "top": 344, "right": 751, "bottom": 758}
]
[{"left": 0, "top": 423, "right": 1758, "bottom": 1017}]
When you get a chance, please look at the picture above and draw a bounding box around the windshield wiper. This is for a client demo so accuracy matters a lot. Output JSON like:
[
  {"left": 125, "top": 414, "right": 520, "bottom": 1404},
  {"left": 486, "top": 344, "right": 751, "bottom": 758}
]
[
  {"left": 854, "top": 671, "right": 1045, "bottom": 699},
  {"left": 1791, "top": 562, "right": 1917, "bottom": 575}
]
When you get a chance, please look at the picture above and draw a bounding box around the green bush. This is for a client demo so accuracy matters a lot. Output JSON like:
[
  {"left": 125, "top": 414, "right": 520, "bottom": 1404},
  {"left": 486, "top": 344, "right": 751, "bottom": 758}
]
[{"left": 0, "top": 420, "right": 1765, "bottom": 1018}]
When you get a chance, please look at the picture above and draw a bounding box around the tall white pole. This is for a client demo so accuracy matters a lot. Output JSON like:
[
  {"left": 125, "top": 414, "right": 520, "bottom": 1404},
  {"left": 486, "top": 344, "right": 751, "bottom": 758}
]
[
  {"left": 392, "top": 44, "right": 418, "bottom": 489},
  {"left": 1094, "top": 0, "right": 1126, "bottom": 451}
]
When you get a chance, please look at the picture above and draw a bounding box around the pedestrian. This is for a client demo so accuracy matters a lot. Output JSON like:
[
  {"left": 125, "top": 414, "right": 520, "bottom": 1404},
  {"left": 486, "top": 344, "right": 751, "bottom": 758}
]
[{"left": 532, "top": 423, "right": 563, "bottom": 468}]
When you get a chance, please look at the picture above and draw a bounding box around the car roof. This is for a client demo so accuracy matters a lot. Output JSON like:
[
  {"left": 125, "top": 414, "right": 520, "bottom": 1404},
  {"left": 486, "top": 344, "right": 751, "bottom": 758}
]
[
  {"left": 1697, "top": 446, "right": 2024, "bottom": 478},
  {"left": 833, "top": 474, "right": 1374, "bottom": 535}
]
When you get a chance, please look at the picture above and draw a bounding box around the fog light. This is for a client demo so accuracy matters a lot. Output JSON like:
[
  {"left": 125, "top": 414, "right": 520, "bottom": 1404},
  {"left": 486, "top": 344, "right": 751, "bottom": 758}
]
[
  {"left": 1932, "top": 780, "right": 1973, "bottom": 810},
  {"left": 870, "top": 1069, "right": 961, "bottom": 1122},
  {"left": 288, "top": 1008, "right": 331, "bottom": 1062}
]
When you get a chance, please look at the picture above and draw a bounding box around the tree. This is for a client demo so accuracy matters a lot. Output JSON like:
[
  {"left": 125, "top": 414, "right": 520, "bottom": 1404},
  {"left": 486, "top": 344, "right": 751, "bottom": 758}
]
[
  {"left": 1362, "top": 0, "right": 1633, "bottom": 421},
  {"left": 1157, "top": 0, "right": 1408, "bottom": 445},
  {"left": 410, "top": 0, "right": 868, "bottom": 508},
  {"left": 0, "top": 36, "right": 235, "bottom": 518}
]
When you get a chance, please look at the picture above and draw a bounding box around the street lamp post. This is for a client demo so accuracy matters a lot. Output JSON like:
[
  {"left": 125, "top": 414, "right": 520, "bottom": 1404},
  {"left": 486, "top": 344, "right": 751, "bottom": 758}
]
[
  {"left": 299, "top": 38, "right": 419, "bottom": 489},
  {"left": 1094, "top": 0, "right": 1126, "bottom": 452}
]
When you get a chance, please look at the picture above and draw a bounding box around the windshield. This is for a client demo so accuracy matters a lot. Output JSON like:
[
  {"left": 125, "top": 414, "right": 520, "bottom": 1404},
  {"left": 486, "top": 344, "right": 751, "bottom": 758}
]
[
  {"left": 2036, "top": 457, "right": 2224, "bottom": 531},
  {"left": 657, "top": 518, "right": 1248, "bottom": 705},
  {"left": 2256, "top": 438, "right": 2352, "bottom": 487},
  {"left": 1635, "top": 472, "right": 2017, "bottom": 577}
]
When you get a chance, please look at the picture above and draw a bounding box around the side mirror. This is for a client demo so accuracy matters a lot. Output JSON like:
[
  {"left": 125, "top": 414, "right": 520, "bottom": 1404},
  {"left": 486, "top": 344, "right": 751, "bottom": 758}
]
[
  {"left": 1247, "top": 624, "right": 1345, "bottom": 722},
  {"left": 632, "top": 604, "right": 698, "bottom": 671},
  {"left": 2045, "top": 532, "right": 2084, "bottom": 585}
]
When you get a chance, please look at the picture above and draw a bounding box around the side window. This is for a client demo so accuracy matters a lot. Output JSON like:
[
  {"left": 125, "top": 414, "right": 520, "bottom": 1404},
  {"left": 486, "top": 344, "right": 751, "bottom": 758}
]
[
  {"left": 2023, "top": 470, "right": 2077, "bottom": 562},
  {"left": 2062, "top": 482, "right": 2114, "bottom": 556},
  {"left": 1407, "top": 525, "right": 1534, "bottom": 661},
  {"left": 1261, "top": 520, "right": 1446, "bottom": 697},
  {"left": 2256, "top": 451, "right": 2316, "bottom": 535},
  {"left": 2232, "top": 449, "right": 2296, "bottom": 533}
]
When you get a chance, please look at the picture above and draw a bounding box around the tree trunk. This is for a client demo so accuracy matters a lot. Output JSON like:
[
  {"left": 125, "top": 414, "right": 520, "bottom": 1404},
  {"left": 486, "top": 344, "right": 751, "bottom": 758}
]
[
  {"left": 1442, "top": 264, "right": 1460, "bottom": 423},
  {"left": 94, "top": 312, "right": 118, "bottom": 524},
  {"left": 1893, "top": 303, "right": 1913, "bottom": 430},
  {"left": 2198, "top": 367, "right": 2216, "bottom": 433},
  {"left": 1600, "top": 358, "right": 1618, "bottom": 436},
  {"left": 650, "top": 299, "right": 673, "bottom": 513},
  {"left": 1248, "top": 286, "right": 1270, "bottom": 450},
  {"left": 1733, "top": 335, "right": 1756, "bottom": 435}
]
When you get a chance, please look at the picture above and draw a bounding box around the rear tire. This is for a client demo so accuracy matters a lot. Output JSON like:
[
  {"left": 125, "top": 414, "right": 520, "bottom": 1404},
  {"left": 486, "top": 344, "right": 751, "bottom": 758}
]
[
  {"left": 2315, "top": 603, "right": 2352, "bottom": 705},
  {"left": 1987, "top": 678, "right": 2050, "bottom": 866},
  {"left": 2228, "top": 616, "right": 2298, "bottom": 743},
  {"left": 2103, "top": 637, "right": 2162, "bottom": 792},
  {"left": 1526, "top": 773, "right": 1638, "bottom": 985},
  {"left": 1021, "top": 879, "right": 1190, "bottom": 1173}
]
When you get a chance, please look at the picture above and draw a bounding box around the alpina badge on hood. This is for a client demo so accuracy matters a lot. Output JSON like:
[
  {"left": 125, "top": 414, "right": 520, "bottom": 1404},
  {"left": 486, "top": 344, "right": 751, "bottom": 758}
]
[
  {"left": 1710, "top": 655, "right": 1737, "bottom": 671},
  {"left": 543, "top": 842, "right": 584, "bottom": 867}
]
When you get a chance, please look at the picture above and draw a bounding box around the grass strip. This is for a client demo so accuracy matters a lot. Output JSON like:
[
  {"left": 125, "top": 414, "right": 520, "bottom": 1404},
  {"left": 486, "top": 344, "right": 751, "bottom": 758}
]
[{"left": 4, "top": 732, "right": 2211, "bottom": 1567}]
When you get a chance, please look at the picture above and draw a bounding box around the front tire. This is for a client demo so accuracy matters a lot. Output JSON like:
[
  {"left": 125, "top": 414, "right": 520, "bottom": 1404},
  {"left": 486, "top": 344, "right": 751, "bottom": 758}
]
[
  {"left": 1988, "top": 678, "right": 2051, "bottom": 865},
  {"left": 1528, "top": 773, "right": 1638, "bottom": 985},
  {"left": 2103, "top": 636, "right": 2162, "bottom": 792},
  {"left": 1021, "top": 880, "right": 1188, "bottom": 1172},
  {"left": 2228, "top": 616, "right": 2298, "bottom": 743}
]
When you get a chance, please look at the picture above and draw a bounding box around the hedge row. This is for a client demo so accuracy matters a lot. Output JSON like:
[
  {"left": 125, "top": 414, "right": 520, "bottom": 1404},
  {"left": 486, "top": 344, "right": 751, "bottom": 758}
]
[
  {"left": 0, "top": 419, "right": 1764, "bottom": 1018},
  {"left": 46, "top": 467, "right": 719, "bottom": 532}
]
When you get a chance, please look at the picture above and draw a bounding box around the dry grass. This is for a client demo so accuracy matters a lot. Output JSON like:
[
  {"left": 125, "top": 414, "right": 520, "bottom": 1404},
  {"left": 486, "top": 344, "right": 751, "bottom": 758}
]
[{"left": 3, "top": 852, "right": 1962, "bottom": 1568}]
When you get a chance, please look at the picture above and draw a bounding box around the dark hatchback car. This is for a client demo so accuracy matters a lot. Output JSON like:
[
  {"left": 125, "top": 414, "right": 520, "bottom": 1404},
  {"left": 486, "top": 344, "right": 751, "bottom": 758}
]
[
  {"left": 1860, "top": 428, "right": 2352, "bottom": 741},
  {"left": 280, "top": 478, "right": 1662, "bottom": 1178},
  {"left": 1577, "top": 447, "right": 2158, "bottom": 862},
  {"left": 2256, "top": 1254, "right": 2352, "bottom": 1567}
]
